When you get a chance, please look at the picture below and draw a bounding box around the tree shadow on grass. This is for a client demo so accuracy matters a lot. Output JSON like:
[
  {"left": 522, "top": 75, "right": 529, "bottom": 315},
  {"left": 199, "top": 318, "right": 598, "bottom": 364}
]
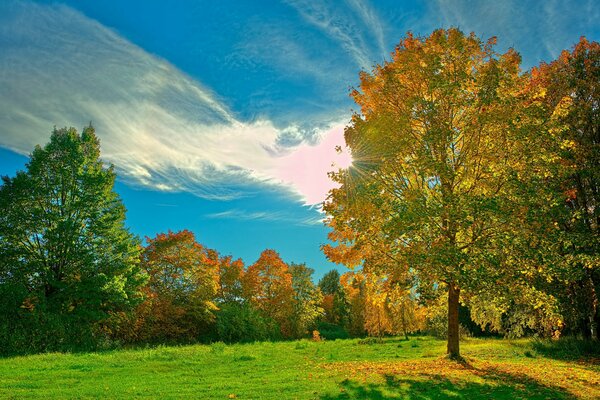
[
  {"left": 320, "top": 362, "right": 577, "bottom": 400},
  {"left": 530, "top": 338, "right": 600, "bottom": 363}
]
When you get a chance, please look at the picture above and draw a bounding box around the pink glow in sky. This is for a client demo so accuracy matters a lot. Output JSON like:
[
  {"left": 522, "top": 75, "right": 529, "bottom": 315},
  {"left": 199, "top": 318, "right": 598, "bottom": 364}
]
[{"left": 274, "top": 125, "right": 352, "bottom": 205}]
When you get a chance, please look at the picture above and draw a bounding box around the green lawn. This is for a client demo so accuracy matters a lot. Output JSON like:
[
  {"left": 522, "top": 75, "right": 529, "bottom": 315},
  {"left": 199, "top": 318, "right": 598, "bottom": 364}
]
[{"left": 0, "top": 337, "right": 598, "bottom": 399}]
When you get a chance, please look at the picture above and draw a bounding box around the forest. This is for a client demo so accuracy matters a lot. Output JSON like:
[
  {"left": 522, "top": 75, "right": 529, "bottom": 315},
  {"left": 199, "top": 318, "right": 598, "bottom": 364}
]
[{"left": 0, "top": 29, "right": 598, "bottom": 365}]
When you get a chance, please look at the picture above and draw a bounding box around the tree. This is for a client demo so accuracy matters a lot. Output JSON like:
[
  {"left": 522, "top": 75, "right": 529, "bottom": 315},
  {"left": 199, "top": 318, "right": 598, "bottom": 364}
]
[
  {"left": 318, "top": 269, "right": 349, "bottom": 325},
  {"left": 467, "top": 284, "right": 562, "bottom": 338},
  {"left": 215, "top": 302, "right": 280, "bottom": 343},
  {"left": 137, "top": 230, "right": 218, "bottom": 342},
  {"left": 340, "top": 271, "right": 367, "bottom": 336},
  {"left": 243, "top": 249, "right": 294, "bottom": 337},
  {"left": 363, "top": 272, "right": 393, "bottom": 338},
  {"left": 319, "top": 270, "right": 342, "bottom": 295},
  {"left": 531, "top": 37, "right": 600, "bottom": 339},
  {"left": 386, "top": 281, "right": 425, "bottom": 340},
  {"left": 289, "top": 263, "right": 323, "bottom": 337},
  {"left": 0, "top": 126, "right": 144, "bottom": 352},
  {"left": 216, "top": 255, "right": 245, "bottom": 304},
  {"left": 324, "top": 29, "right": 545, "bottom": 357}
]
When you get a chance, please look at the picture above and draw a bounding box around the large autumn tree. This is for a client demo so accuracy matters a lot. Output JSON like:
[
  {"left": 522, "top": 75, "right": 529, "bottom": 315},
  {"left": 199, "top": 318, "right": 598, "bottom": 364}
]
[
  {"left": 532, "top": 37, "right": 600, "bottom": 339},
  {"left": 324, "top": 29, "right": 547, "bottom": 357},
  {"left": 0, "top": 126, "right": 144, "bottom": 352}
]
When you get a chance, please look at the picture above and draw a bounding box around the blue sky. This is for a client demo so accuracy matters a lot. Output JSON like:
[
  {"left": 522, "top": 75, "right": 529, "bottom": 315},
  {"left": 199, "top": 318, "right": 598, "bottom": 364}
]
[{"left": 1, "top": 0, "right": 599, "bottom": 279}]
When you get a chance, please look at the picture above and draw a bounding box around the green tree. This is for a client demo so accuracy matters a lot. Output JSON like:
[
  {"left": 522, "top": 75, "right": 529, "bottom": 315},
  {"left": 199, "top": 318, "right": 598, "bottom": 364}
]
[
  {"left": 0, "top": 126, "right": 144, "bottom": 353},
  {"left": 324, "top": 29, "right": 547, "bottom": 358},
  {"left": 215, "top": 302, "right": 280, "bottom": 343},
  {"left": 289, "top": 263, "right": 323, "bottom": 338},
  {"left": 318, "top": 270, "right": 349, "bottom": 326},
  {"left": 319, "top": 270, "right": 342, "bottom": 295}
]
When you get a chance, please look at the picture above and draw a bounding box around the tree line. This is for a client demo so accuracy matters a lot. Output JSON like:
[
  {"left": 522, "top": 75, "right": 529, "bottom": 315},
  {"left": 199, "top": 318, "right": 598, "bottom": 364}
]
[
  {"left": 0, "top": 130, "right": 422, "bottom": 354},
  {"left": 0, "top": 125, "right": 419, "bottom": 354},
  {"left": 0, "top": 29, "right": 598, "bottom": 357}
]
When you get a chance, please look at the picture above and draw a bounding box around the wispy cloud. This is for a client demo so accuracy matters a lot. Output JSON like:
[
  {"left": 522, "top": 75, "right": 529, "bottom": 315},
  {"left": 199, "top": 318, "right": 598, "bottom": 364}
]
[
  {"left": 227, "top": 20, "right": 352, "bottom": 130},
  {"left": 284, "top": 0, "right": 385, "bottom": 70},
  {"left": 205, "top": 209, "right": 323, "bottom": 226},
  {"left": 0, "top": 1, "right": 349, "bottom": 204},
  {"left": 231, "top": 22, "right": 343, "bottom": 87},
  {"left": 8, "top": 1, "right": 592, "bottom": 210},
  {"left": 431, "top": 0, "right": 600, "bottom": 67},
  {"left": 345, "top": 0, "right": 387, "bottom": 58},
  {"left": 154, "top": 203, "right": 179, "bottom": 208}
]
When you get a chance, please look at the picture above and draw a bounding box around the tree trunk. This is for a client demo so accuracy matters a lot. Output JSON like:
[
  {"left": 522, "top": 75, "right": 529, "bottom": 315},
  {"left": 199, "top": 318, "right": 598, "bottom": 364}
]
[
  {"left": 401, "top": 308, "right": 409, "bottom": 341},
  {"left": 588, "top": 274, "right": 598, "bottom": 340},
  {"left": 595, "top": 309, "right": 600, "bottom": 341},
  {"left": 447, "top": 284, "right": 460, "bottom": 358}
]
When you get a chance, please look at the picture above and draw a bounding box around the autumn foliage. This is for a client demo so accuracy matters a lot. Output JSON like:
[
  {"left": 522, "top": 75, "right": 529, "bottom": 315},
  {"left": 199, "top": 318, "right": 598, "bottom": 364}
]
[
  {"left": 129, "top": 230, "right": 218, "bottom": 342},
  {"left": 243, "top": 249, "right": 295, "bottom": 336},
  {"left": 120, "top": 243, "right": 328, "bottom": 343}
]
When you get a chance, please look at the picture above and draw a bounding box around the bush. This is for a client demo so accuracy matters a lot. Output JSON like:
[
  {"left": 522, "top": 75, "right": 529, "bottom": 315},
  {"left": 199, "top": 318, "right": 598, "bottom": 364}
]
[
  {"left": 215, "top": 303, "right": 281, "bottom": 343},
  {"left": 0, "top": 310, "right": 99, "bottom": 355},
  {"left": 315, "top": 322, "right": 349, "bottom": 340}
]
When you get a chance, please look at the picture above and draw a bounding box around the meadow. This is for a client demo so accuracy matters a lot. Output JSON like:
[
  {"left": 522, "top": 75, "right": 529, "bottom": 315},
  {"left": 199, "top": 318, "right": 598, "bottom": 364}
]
[{"left": 1, "top": 336, "right": 598, "bottom": 399}]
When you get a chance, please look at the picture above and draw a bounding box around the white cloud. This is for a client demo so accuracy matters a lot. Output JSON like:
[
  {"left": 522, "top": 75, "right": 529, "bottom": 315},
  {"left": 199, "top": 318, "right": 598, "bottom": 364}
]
[
  {"left": 0, "top": 1, "right": 349, "bottom": 204},
  {"left": 205, "top": 209, "right": 323, "bottom": 226}
]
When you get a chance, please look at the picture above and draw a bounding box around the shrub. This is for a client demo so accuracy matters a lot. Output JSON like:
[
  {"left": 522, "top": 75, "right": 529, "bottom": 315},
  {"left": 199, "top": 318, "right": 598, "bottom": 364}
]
[
  {"left": 315, "top": 322, "right": 349, "bottom": 340},
  {"left": 215, "top": 303, "right": 281, "bottom": 343}
]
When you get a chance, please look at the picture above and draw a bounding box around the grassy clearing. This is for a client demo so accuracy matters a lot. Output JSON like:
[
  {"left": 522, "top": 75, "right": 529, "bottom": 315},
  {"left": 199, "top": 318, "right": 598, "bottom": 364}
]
[{"left": 0, "top": 336, "right": 598, "bottom": 399}]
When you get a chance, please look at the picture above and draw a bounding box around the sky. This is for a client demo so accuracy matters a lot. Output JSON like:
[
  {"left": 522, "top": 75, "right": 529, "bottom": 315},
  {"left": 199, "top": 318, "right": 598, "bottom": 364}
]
[{"left": 1, "top": 0, "right": 599, "bottom": 279}]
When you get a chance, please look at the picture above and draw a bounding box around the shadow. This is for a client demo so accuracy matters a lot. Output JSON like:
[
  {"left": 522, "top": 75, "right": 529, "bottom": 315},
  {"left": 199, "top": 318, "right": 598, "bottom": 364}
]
[
  {"left": 531, "top": 338, "right": 600, "bottom": 363},
  {"left": 320, "top": 361, "right": 577, "bottom": 400}
]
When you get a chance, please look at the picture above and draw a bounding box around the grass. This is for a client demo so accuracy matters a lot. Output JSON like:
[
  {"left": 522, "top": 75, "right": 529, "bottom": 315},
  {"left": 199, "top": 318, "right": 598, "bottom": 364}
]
[{"left": 0, "top": 336, "right": 598, "bottom": 399}]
